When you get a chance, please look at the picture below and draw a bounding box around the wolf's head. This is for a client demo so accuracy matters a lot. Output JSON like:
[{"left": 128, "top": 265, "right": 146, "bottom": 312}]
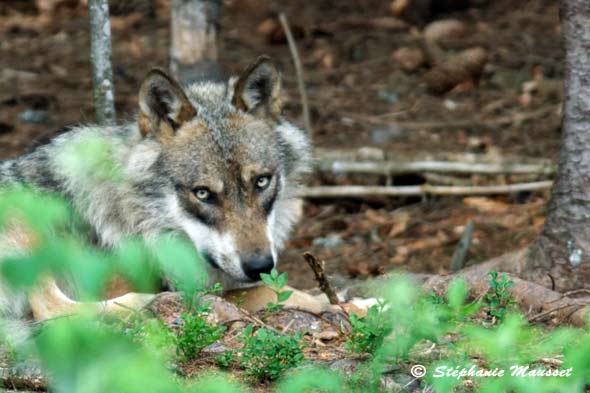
[{"left": 136, "top": 57, "right": 311, "bottom": 288}]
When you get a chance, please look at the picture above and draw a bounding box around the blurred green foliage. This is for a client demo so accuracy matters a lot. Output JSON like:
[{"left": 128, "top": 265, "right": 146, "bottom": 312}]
[{"left": 0, "top": 184, "right": 589, "bottom": 392}]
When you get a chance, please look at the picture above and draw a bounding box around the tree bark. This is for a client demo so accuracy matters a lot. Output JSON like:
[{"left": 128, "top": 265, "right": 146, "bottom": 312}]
[
  {"left": 526, "top": 0, "right": 590, "bottom": 290},
  {"left": 170, "top": 0, "right": 222, "bottom": 83},
  {"left": 88, "top": 0, "right": 116, "bottom": 124}
]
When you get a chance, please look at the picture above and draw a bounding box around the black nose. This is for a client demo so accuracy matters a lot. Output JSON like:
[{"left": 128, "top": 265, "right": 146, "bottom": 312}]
[{"left": 242, "top": 255, "right": 274, "bottom": 281}]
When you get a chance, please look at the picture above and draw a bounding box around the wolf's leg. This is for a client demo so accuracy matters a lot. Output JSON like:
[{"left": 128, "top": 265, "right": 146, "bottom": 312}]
[
  {"left": 224, "top": 285, "right": 337, "bottom": 314},
  {"left": 29, "top": 276, "right": 156, "bottom": 321}
]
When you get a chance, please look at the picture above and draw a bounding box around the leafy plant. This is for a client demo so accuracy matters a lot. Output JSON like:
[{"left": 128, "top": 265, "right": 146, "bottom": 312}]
[
  {"left": 485, "top": 271, "right": 516, "bottom": 321},
  {"left": 234, "top": 324, "right": 304, "bottom": 381},
  {"left": 346, "top": 300, "right": 392, "bottom": 354},
  {"left": 260, "top": 268, "right": 293, "bottom": 315},
  {"left": 175, "top": 299, "right": 226, "bottom": 362}
]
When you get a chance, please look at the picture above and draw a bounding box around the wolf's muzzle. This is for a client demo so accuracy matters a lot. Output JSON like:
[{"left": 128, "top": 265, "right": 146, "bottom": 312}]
[{"left": 242, "top": 254, "right": 274, "bottom": 281}]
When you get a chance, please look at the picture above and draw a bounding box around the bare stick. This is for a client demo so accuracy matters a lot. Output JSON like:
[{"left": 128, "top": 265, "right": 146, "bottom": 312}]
[
  {"left": 297, "top": 181, "right": 553, "bottom": 199},
  {"left": 527, "top": 303, "right": 584, "bottom": 323},
  {"left": 450, "top": 221, "right": 474, "bottom": 272},
  {"left": 303, "top": 252, "right": 339, "bottom": 305},
  {"left": 88, "top": 0, "right": 116, "bottom": 124},
  {"left": 279, "top": 13, "right": 312, "bottom": 134},
  {"left": 316, "top": 160, "right": 556, "bottom": 176}
]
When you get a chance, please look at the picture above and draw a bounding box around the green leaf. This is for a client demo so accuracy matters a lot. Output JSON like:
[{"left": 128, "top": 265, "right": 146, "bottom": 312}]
[
  {"left": 260, "top": 273, "right": 273, "bottom": 287},
  {"left": 270, "top": 267, "right": 279, "bottom": 280},
  {"left": 277, "top": 290, "right": 293, "bottom": 303},
  {"left": 1, "top": 255, "right": 42, "bottom": 290},
  {"left": 277, "top": 272, "right": 288, "bottom": 289}
]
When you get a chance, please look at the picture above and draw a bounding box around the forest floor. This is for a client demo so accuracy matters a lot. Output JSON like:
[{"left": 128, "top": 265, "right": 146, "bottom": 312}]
[
  {"left": 0, "top": 1, "right": 569, "bottom": 391},
  {"left": 0, "top": 0, "right": 563, "bottom": 290}
]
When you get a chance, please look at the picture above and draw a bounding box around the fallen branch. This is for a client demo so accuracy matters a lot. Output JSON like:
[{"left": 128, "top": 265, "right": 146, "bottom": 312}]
[
  {"left": 303, "top": 252, "right": 339, "bottom": 305},
  {"left": 313, "top": 147, "right": 554, "bottom": 166},
  {"left": 279, "top": 13, "right": 312, "bottom": 134},
  {"left": 297, "top": 181, "right": 553, "bottom": 199},
  {"left": 421, "top": 267, "right": 590, "bottom": 327},
  {"left": 316, "top": 160, "right": 556, "bottom": 176},
  {"left": 382, "top": 106, "right": 557, "bottom": 130}
]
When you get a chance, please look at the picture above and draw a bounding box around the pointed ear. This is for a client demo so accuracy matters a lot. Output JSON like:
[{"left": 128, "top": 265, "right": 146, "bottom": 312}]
[
  {"left": 231, "top": 56, "right": 282, "bottom": 117},
  {"left": 138, "top": 69, "right": 196, "bottom": 137}
]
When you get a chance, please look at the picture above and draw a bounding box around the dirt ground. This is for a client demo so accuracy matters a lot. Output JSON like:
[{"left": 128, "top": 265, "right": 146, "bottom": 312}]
[{"left": 0, "top": 0, "right": 562, "bottom": 290}]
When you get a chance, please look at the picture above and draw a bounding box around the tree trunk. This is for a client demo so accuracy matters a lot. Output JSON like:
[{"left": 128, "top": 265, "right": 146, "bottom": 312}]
[
  {"left": 170, "top": 0, "right": 222, "bottom": 83},
  {"left": 88, "top": 0, "right": 116, "bottom": 124},
  {"left": 526, "top": 0, "right": 590, "bottom": 291}
]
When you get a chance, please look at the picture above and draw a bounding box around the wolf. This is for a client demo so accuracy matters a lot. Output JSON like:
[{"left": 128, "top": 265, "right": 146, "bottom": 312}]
[{"left": 0, "top": 56, "right": 328, "bottom": 322}]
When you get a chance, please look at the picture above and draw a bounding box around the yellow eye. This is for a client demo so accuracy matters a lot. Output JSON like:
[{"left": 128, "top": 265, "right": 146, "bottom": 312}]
[
  {"left": 255, "top": 175, "right": 271, "bottom": 190},
  {"left": 194, "top": 188, "right": 211, "bottom": 201}
]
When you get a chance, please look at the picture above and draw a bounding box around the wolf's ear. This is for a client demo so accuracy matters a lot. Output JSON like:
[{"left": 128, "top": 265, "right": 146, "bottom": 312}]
[
  {"left": 232, "top": 56, "right": 281, "bottom": 117},
  {"left": 138, "top": 69, "right": 196, "bottom": 137}
]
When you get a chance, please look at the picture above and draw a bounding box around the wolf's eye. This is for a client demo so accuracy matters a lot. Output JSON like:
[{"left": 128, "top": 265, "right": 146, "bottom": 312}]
[
  {"left": 193, "top": 188, "right": 212, "bottom": 202},
  {"left": 255, "top": 175, "right": 271, "bottom": 190}
]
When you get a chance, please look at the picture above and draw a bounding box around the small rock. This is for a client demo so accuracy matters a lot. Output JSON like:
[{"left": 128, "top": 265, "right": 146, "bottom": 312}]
[
  {"left": 312, "top": 234, "right": 343, "bottom": 249},
  {"left": 370, "top": 124, "right": 405, "bottom": 144},
  {"left": 313, "top": 329, "right": 340, "bottom": 342},
  {"left": 423, "top": 19, "right": 467, "bottom": 46},
  {"left": 18, "top": 110, "right": 49, "bottom": 124},
  {"left": 443, "top": 99, "right": 460, "bottom": 110},
  {"left": 392, "top": 373, "right": 420, "bottom": 391},
  {"left": 376, "top": 90, "right": 399, "bottom": 104},
  {"left": 380, "top": 375, "right": 403, "bottom": 391},
  {"left": 201, "top": 341, "right": 228, "bottom": 354},
  {"left": 263, "top": 309, "right": 326, "bottom": 333},
  {"left": 329, "top": 358, "right": 361, "bottom": 376},
  {"left": 423, "top": 47, "right": 488, "bottom": 94},
  {"left": 392, "top": 46, "right": 426, "bottom": 73},
  {"left": 257, "top": 18, "right": 278, "bottom": 36}
]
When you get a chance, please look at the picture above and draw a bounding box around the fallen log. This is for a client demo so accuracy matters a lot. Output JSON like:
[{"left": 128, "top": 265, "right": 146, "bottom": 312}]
[
  {"left": 316, "top": 160, "right": 556, "bottom": 176},
  {"left": 418, "top": 249, "right": 590, "bottom": 327},
  {"left": 297, "top": 181, "right": 553, "bottom": 199},
  {"left": 313, "top": 147, "right": 554, "bottom": 165}
]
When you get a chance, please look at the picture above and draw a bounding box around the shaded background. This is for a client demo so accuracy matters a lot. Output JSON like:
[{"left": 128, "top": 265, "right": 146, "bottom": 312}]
[{"left": 0, "top": 0, "right": 562, "bottom": 289}]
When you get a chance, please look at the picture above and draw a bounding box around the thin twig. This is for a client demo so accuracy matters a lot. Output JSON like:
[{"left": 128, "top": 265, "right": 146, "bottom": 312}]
[
  {"left": 528, "top": 304, "right": 584, "bottom": 323},
  {"left": 297, "top": 181, "right": 553, "bottom": 199},
  {"left": 279, "top": 13, "right": 312, "bottom": 134},
  {"left": 562, "top": 289, "right": 590, "bottom": 298},
  {"left": 302, "top": 252, "right": 339, "bottom": 305},
  {"left": 281, "top": 319, "right": 295, "bottom": 334}
]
